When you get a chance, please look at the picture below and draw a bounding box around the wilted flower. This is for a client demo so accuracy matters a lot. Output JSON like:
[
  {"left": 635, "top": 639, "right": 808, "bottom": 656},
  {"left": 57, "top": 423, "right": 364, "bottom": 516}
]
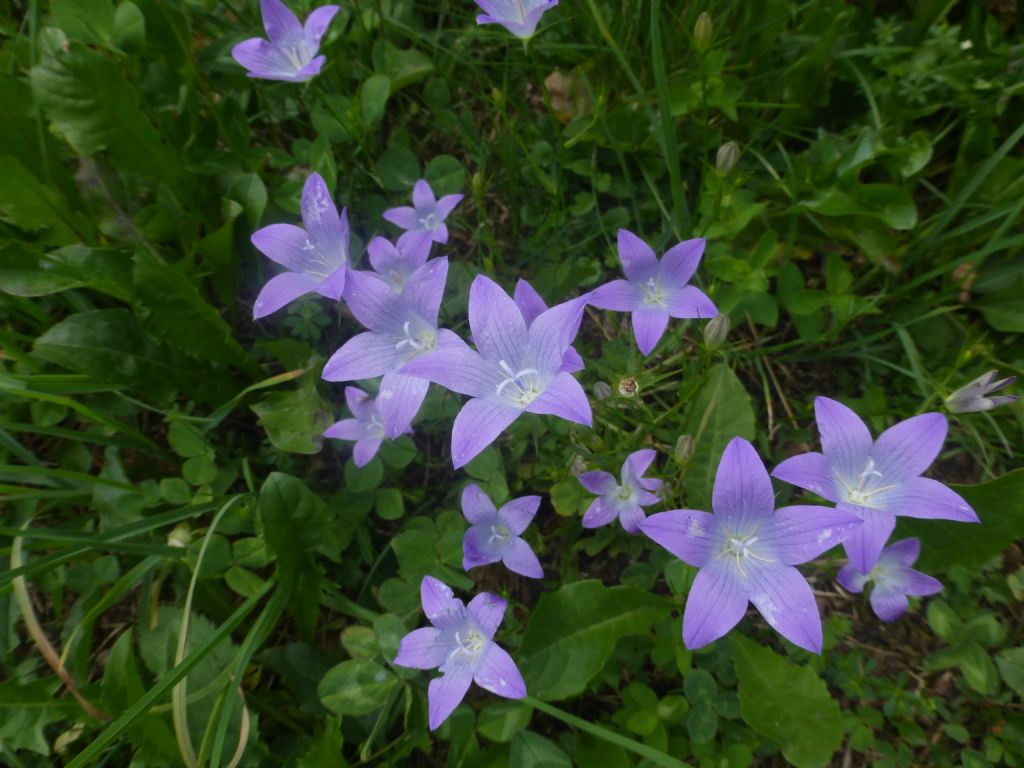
[
  {"left": 473, "top": 0, "right": 559, "bottom": 39},
  {"left": 617, "top": 376, "right": 639, "bottom": 397},
  {"left": 382, "top": 179, "right": 463, "bottom": 244},
  {"left": 772, "top": 396, "right": 979, "bottom": 573},
  {"left": 401, "top": 276, "right": 592, "bottom": 468},
  {"left": 394, "top": 576, "right": 526, "bottom": 730},
  {"left": 366, "top": 231, "right": 434, "bottom": 293},
  {"left": 591, "top": 229, "right": 717, "bottom": 356},
  {"left": 251, "top": 173, "right": 348, "bottom": 319},
  {"left": 579, "top": 449, "right": 663, "bottom": 533},
  {"left": 232, "top": 0, "right": 338, "bottom": 83},
  {"left": 837, "top": 538, "right": 942, "bottom": 621},
  {"left": 461, "top": 484, "right": 543, "bottom": 578},
  {"left": 945, "top": 370, "right": 1018, "bottom": 413},
  {"left": 324, "top": 387, "right": 402, "bottom": 467},
  {"left": 640, "top": 437, "right": 860, "bottom": 652},
  {"left": 322, "top": 259, "right": 460, "bottom": 438}
]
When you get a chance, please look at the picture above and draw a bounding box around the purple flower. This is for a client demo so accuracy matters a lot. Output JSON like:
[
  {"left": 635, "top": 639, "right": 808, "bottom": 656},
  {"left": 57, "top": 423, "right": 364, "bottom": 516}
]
[
  {"left": 231, "top": 0, "right": 339, "bottom": 83},
  {"left": 590, "top": 229, "right": 717, "bottom": 356},
  {"left": 578, "top": 449, "right": 663, "bottom": 533},
  {"left": 837, "top": 538, "right": 942, "bottom": 622},
  {"left": 474, "top": 0, "right": 559, "bottom": 39},
  {"left": 461, "top": 484, "right": 543, "bottom": 578},
  {"left": 400, "top": 275, "right": 592, "bottom": 468},
  {"left": 382, "top": 179, "right": 463, "bottom": 244},
  {"left": 394, "top": 576, "right": 527, "bottom": 730},
  {"left": 251, "top": 172, "right": 348, "bottom": 319},
  {"left": 322, "top": 258, "right": 460, "bottom": 438},
  {"left": 514, "top": 279, "right": 584, "bottom": 373},
  {"left": 946, "top": 370, "right": 1018, "bottom": 414},
  {"left": 772, "top": 396, "right": 979, "bottom": 574},
  {"left": 639, "top": 437, "right": 861, "bottom": 653},
  {"left": 367, "top": 231, "right": 434, "bottom": 293},
  {"left": 323, "top": 386, "right": 401, "bottom": 467}
]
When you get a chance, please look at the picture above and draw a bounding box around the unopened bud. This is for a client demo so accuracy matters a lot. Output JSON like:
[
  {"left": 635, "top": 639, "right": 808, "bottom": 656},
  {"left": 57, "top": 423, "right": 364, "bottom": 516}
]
[
  {"left": 617, "top": 377, "right": 639, "bottom": 397},
  {"left": 471, "top": 171, "right": 485, "bottom": 198},
  {"left": 593, "top": 381, "right": 613, "bottom": 400},
  {"left": 674, "top": 434, "right": 695, "bottom": 463},
  {"left": 693, "top": 12, "right": 713, "bottom": 53},
  {"left": 704, "top": 314, "right": 730, "bottom": 347},
  {"left": 716, "top": 141, "right": 740, "bottom": 176},
  {"left": 168, "top": 522, "right": 191, "bottom": 549},
  {"left": 491, "top": 87, "right": 505, "bottom": 110},
  {"left": 569, "top": 454, "right": 588, "bottom": 476}
]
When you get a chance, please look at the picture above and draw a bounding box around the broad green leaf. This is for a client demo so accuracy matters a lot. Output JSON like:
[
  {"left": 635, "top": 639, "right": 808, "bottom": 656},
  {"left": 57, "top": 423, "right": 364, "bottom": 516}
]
[
  {"left": 477, "top": 700, "right": 533, "bottom": 742},
  {"left": 167, "top": 421, "right": 207, "bottom": 458},
  {"left": 996, "top": 648, "right": 1024, "bottom": 696},
  {"left": 509, "top": 731, "right": 571, "bottom": 768},
  {"left": 114, "top": 1, "right": 146, "bottom": 50},
  {"left": 798, "top": 184, "right": 917, "bottom": 230},
  {"left": 731, "top": 635, "right": 842, "bottom": 768},
  {"left": 252, "top": 374, "right": 334, "bottom": 455},
  {"left": 0, "top": 155, "right": 81, "bottom": 244},
  {"left": 371, "top": 40, "right": 434, "bottom": 91},
  {"left": 519, "top": 581, "right": 668, "bottom": 700},
  {"left": 318, "top": 660, "right": 399, "bottom": 716},
  {"left": 377, "top": 145, "right": 420, "bottom": 192},
  {"left": 375, "top": 487, "right": 404, "bottom": 520},
  {"left": 681, "top": 363, "right": 756, "bottom": 510},
  {"left": 51, "top": 0, "right": 115, "bottom": 44},
  {"left": 425, "top": 155, "right": 466, "bottom": 197},
  {"left": 361, "top": 74, "right": 391, "bottom": 127},
  {"left": 0, "top": 241, "right": 86, "bottom": 296}
]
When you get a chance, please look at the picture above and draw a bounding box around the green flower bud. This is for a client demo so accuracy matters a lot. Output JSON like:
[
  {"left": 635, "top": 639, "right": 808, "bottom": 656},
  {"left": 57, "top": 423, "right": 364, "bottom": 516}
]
[
  {"left": 674, "top": 434, "right": 695, "bottom": 463},
  {"left": 694, "top": 12, "right": 713, "bottom": 53},
  {"left": 716, "top": 141, "right": 740, "bottom": 176},
  {"left": 704, "top": 314, "right": 731, "bottom": 348},
  {"left": 593, "top": 381, "right": 613, "bottom": 400}
]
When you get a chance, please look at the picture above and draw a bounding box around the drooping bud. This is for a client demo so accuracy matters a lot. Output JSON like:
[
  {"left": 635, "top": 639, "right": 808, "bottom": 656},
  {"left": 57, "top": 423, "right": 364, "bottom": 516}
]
[
  {"left": 945, "top": 370, "right": 1019, "bottom": 414},
  {"left": 593, "top": 381, "right": 613, "bottom": 400},
  {"left": 716, "top": 141, "right": 740, "bottom": 176},
  {"left": 693, "top": 12, "right": 713, "bottom": 53},
  {"left": 704, "top": 314, "right": 731, "bottom": 347},
  {"left": 674, "top": 434, "right": 695, "bottom": 463},
  {"left": 618, "top": 377, "right": 639, "bottom": 397}
]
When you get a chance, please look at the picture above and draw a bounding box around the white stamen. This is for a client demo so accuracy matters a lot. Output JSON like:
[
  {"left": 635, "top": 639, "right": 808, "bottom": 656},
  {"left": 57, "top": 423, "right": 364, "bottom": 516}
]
[{"left": 495, "top": 359, "right": 541, "bottom": 405}]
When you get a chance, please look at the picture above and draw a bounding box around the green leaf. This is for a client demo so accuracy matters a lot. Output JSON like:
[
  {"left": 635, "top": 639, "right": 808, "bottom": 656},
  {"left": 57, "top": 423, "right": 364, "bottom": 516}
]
[
  {"left": 377, "top": 145, "right": 420, "bottom": 192},
  {"left": 52, "top": 0, "right": 115, "bottom": 44},
  {"left": 375, "top": 487, "right": 405, "bottom": 520},
  {"left": 425, "top": 155, "right": 466, "bottom": 197},
  {"left": 731, "top": 634, "right": 843, "bottom": 768},
  {"left": 519, "top": 581, "right": 668, "bottom": 700},
  {"left": 478, "top": 700, "right": 533, "bottom": 742},
  {"left": 0, "top": 241, "right": 87, "bottom": 296},
  {"left": 113, "top": 1, "right": 146, "bottom": 50},
  {"left": 681, "top": 364, "right": 756, "bottom": 510},
  {"left": 509, "top": 731, "right": 572, "bottom": 768},
  {"left": 798, "top": 184, "right": 917, "bottom": 230},
  {"left": 0, "top": 155, "right": 81, "bottom": 243},
  {"left": 996, "top": 647, "right": 1024, "bottom": 696},
  {"left": 959, "top": 641, "right": 999, "bottom": 694},
  {"left": 167, "top": 421, "right": 207, "bottom": 458},
  {"left": 371, "top": 40, "right": 434, "bottom": 91},
  {"left": 252, "top": 374, "right": 334, "bottom": 455},
  {"left": 318, "top": 660, "right": 399, "bottom": 716},
  {"left": 361, "top": 74, "right": 391, "bottom": 127}
]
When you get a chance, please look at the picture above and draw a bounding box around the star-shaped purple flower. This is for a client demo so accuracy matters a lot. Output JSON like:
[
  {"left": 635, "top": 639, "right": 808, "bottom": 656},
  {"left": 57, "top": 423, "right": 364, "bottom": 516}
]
[
  {"left": 251, "top": 172, "right": 348, "bottom": 319},
  {"left": 322, "top": 258, "right": 460, "bottom": 438},
  {"left": 514, "top": 279, "right": 584, "bottom": 373},
  {"left": 323, "top": 386, "right": 402, "bottom": 467},
  {"left": 461, "top": 484, "right": 543, "bottom": 578},
  {"left": 231, "top": 0, "right": 339, "bottom": 83},
  {"left": 837, "top": 538, "right": 942, "bottom": 622},
  {"left": 382, "top": 179, "right": 463, "bottom": 245},
  {"left": 590, "top": 229, "right": 717, "bottom": 356},
  {"left": 367, "top": 231, "right": 434, "bottom": 293},
  {"left": 394, "top": 576, "right": 527, "bottom": 731},
  {"left": 772, "top": 396, "right": 980, "bottom": 574},
  {"left": 578, "top": 449, "right": 663, "bottom": 533},
  {"left": 639, "top": 437, "right": 861, "bottom": 653},
  {"left": 474, "top": 0, "right": 559, "bottom": 39},
  {"left": 400, "top": 275, "right": 592, "bottom": 468}
]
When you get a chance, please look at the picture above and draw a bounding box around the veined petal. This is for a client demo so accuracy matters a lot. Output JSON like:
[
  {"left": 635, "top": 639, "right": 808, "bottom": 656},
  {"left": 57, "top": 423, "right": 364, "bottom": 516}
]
[
  {"left": 814, "top": 396, "right": 873, "bottom": 481},
  {"left": 451, "top": 399, "right": 521, "bottom": 469},
  {"left": 747, "top": 564, "right": 823, "bottom": 653},
  {"left": 527, "top": 294, "right": 590, "bottom": 375},
  {"left": 617, "top": 229, "right": 658, "bottom": 283},
  {"left": 393, "top": 627, "right": 448, "bottom": 670},
  {"left": 469, "top": 275, "right": 529, "bottom": 364},
  {"left": 461, "top": 484, "right": 498, "bottom": 524},
  {"left": 294, "top": 54, "right": 325, "bottom": 81},
  {"left": 581, "top": 497, "right": 617, "bottom": 529},
  {"left": 397, "top": 230, "right": 433, "bottom": 269},
  {"left": 559, "top": 346, "right": 585, "bottom": 374},
  {"left": 836, "top": 563, "right": 867, "bottom": 593},
  {"left": 402, "top": 257, "right": 448, "bottom": 324},
  {"left": 303, "top": 4, "right": 339, "bottom": 46},
  {"left": 400, "top": 347, "right": 497, "bottom": 398},
  {"left": 578, "top": 470, "right": 615, "bottom": 495},
  {"left": 869, "top": 587, "right": 910, "bottom": 622},
  {"left": 658, "top": 238, "right": 705, "bottom": 287},
  {"left": 514, "top": 279, "right": 548, "bottom": 325},
  {"left": 463, "top": 526, "right": 501, "bottom": 570},
  {"left": 315, "top": 264, "right": 347, "bottom": 302},
  {"left": 877, "top": 477, "right": 978, "bottom": 522},
  {"left": 871, "top": 412, "right": 948, "bottom": 481},
  {"left": 343, "top": 269, "right": 405, "bottom": 333},
  {"left": 497, "top": 496, "right": 541, "bottom": 535},
  {"left": 502, "top": 537, "right": 543, "bottom": 578},
  {"left": 301, "top": 173, "right": 344, "bottom": 249},
  {"left": 474, "top": 643, "right": 527, "bottom": 699},
  {"left": 524, "top": 371, "right": 592, "bottom": 426},
  {"left": 883, "top": 537, "right": 921, "bottom": 566},
  {"left": 253, "top": 271, "right": 318, "bottom": 319},
  {"left": 682, "top": 561, "right": 748, "bottom": 650},
  {"left": 251, "top": 223, "right": 313, "bottom": 272},
  {"left": 841, "top": 505, "right": 895, "bottom": 573},
  {"left": 901, "top": 569, "right": 943, "bottom": 597},
  {"left": 429, "top": 222, "right": 449, "bottom": 244},
  {"left": 382, "top": 206, "right": 420, "bottom": 231},
  {"left": 421, "top": 576, "right": 459, "bottom": 624},
  {"left": 590, "top": 279, "right": 641, "bottom": 311},
  {"left": 367, "top": 236, "right": 400, "bottom": 275},
  {"left": 622, "top": 449, "right": 657, "bottom": 486},
  {"left": 631, "top": 306, "right": 669, "bottom": 356},
  {"left": 618, "top": 503, "right": 647, "bottom": 534},
  {"left": 412, "top": 179, "right": 436, "bottom": 210},
  {"left": 639, "top": 509, "right": 717, "bottom": 567},
  {"left": 467, "top": 592, "right": 507, "bottom": 638},
  {"left": 712, "top": 437, "right": 776, "bottom": 528},
  {"left": 435, "top": 193, "right": 464, "bottom": 219},
  {"left": 323, "top": 418, "right": 364, "bottom": 442},
  {"left": 343, "top": 386, "right": 374, "bottom": 421},
  {"left": 231, "top": 38, "right": 293, "bottom": 79},
  {"left": 761, "top": 505, "right": 862, "bottom": 565},
  {"left": 322, "top": 331, "right": 402, "bottom": 381},
  {"left": 377, "top": 372, "right": 427, "bottom": 438},
  {"left": 427, "top": 663, "right": 473, "bottom": 731},
  {"left": 353, "top": 438, "right": 382, "bottom": 467},
  {"left": 666, "top": 285, "right": 717, "bottom": 320},
  {"left": 771, "top": 451, "right": 839, "bottom": 502},
  {"left": 260, "top": 0, "right": 303, "bottom": 43}
]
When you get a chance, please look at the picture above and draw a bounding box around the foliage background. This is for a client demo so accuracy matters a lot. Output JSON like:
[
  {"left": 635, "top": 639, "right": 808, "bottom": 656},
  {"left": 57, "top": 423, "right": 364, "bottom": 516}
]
[{"left": 1, "top": 0, "right": 1023, "bottom": 766}]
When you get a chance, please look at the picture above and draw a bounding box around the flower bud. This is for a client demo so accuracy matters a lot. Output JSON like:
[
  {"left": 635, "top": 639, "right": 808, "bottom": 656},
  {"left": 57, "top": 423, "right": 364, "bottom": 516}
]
[
  {"left": 617, "top": 377, "right": 639, "bottom": 397},
  {"left": 674, "top": 434, "right": 695, "bottom": 463},
  {"left": 593, "top": 381, "right": 613, "bottom": 400},
  {"left": 693, "top": 12, "right": 713, "bottom": 53},
  {"left": 704, "top": 314, "right": 730, "bottom": 347},
  {"left": 168, "top": 522, "right": 191, "bottom": 549},
  {"left": 569, "top": 454, "right": 588, "bottom": 477},
  {"left": 945, "top": 370, "right": 1018, "bottom": 414},
  {"left": 716, "top": 141, "right": 740, "bottom": 176}
]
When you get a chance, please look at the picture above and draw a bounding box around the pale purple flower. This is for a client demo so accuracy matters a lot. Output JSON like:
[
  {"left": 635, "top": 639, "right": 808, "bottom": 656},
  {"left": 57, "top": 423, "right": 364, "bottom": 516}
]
[
  {"left": 461, "top": 484, "right": 543, "bottom": 578},
  {"left": 772, "top": 396, "right": 979, "bottom": 574},
  {"left": 474, "top": 0, "right": 559, "bottom": 39},
  {"left": 946, "top": 370, "right": 1018, "bottom": 414},
  {"left": 639, "top": 437, "right": 860, "bottom": 653},
  {"left": 367, "top": 231, "right": 434, "bottom": 293},
  {"left": 394, "top": 576, "right": 526, "bottom": 730},
  {"left": 514, "top": 279, "right": 584, "bottom": 373},
  {"left": 324, "top": 387, "right": 401, "bottom": 467},
  {"left": 231, "top": 0, "right": 338, "bottom": 83},
  {"left": 837, "top": 538, "right": 943, "bottom": 622},
  {"left": 251, "top": 173, "right": 348, "bottom": 319},
  {"left": 322, "top": 258, "right": 460, "bottom": 438},
  {"left": 578, "top": 449, "right": 662, "bottom": 533},
  {"left": 590, "top": 229, "right": 717, "bottom": 356},
  {"left": 382, "top": 179, "right": 463, "bottom": 244},
  {"left": 400, "top": 275, "right": 592, "bottom": 468}
]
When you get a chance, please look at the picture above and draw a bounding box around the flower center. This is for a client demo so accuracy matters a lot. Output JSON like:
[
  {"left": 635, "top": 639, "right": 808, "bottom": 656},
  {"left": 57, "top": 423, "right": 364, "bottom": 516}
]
[
  {"left": 451, "top": 628, "right": 486, "bottom": 659},
  {"left": 283, "top": 41, "right": 311, "bottom": 72},
  {"left": 615, "top": 485, "right": 634, "bottom": 501},
  {"left": 388, "top": 269, "right": 407, "bottom": 292},
  {"left": 841, "top": 458, "right": 897, "bottom": 507},
  {"left": 419, "top": 212, "right": 440, "bottom": 230},
  {"left": 488, "top": 524, "right": 511, "bottom": 544},
  {"left": 641, "top": 277, "right": 668, "bottom": 307},
  {"left": 495, "top": 359, "right": 541, "bottom": 406},
  {"left": 395, "top": 321, "right": 437, "bottom": 357},
  {"left": 717, "top": 528, "right": 773, "bottom": 577},
  {"left": 367, "top": 415, "right": 386, "bottom": 440}
]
